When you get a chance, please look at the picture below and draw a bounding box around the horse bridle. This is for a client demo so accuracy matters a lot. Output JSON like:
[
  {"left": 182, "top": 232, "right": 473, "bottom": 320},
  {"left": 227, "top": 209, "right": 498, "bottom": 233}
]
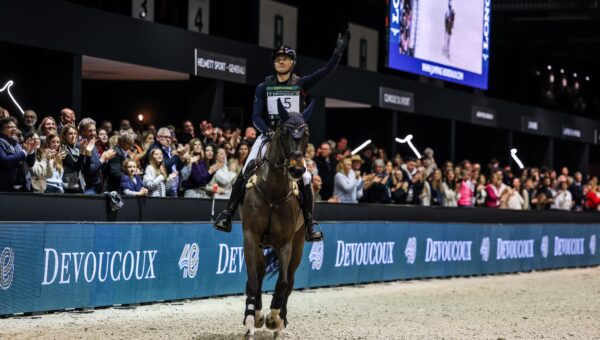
[
  {"left": 253, "top": 123, "right": 307, "bottom": 207},
  {"left": 263, "top": 123, "right": 308, "bottom": 181}
]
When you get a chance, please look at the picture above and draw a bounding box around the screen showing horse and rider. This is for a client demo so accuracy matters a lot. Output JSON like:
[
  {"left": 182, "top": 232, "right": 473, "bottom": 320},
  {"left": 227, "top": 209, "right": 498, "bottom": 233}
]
[{"left": 387, "top": 0, "right": 491, "bottom": 89}]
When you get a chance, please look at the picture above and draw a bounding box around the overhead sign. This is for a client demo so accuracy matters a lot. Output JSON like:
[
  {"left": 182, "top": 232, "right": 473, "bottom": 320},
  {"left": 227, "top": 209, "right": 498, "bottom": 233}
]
[
  {"left": 521, "top": 116, "right": 542, "bottom": 134},
  {"left": 348, "top": 23, "right": 379, "bottom": 72},
  {"left": 188, "top": 0, "right": 210, "bottom": 34},
  {"left": 471, "top": 106, "right": 496, "bottom": 127},
  {"left": 379, "top": 87, "right": 414, "bottom": 112},
  {"left": 258, "top": 0, "right": 297, "bottom": 49},
  {"left": 562, "top": 125, "right": 582, "bottom": 140},
  {"left": 194, "top": 49, "right": 246, "bottom": 84}
]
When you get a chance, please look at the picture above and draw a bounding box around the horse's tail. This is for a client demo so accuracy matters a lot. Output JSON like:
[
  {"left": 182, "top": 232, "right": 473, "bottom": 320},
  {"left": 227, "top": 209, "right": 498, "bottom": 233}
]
[{"left": 264, "top": 248, "right": 279, "bottom": 279}]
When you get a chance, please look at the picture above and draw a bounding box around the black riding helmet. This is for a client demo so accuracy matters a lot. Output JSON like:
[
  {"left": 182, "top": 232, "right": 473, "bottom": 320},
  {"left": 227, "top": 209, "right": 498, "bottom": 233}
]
[{"left": 271, "top": 45, "right": 297, "bottom": 61}]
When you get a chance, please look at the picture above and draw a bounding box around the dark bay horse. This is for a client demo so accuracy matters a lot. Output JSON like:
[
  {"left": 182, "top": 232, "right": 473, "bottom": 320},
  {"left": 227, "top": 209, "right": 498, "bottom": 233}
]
[{"left": 240, "top": 99, "right": 313, "bottom": 339}]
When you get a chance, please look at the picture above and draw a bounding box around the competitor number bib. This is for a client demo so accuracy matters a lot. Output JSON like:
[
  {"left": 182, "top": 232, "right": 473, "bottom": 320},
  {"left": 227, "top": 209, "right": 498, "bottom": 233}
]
[{"left": 266, "top": 85, "right": 302, "bottom": 115}]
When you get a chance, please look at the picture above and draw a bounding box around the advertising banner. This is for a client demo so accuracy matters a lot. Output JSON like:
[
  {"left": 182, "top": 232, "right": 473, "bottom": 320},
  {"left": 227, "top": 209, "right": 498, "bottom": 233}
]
[{"left": 1, "top": 222, "right": 598, "bottom": 315}]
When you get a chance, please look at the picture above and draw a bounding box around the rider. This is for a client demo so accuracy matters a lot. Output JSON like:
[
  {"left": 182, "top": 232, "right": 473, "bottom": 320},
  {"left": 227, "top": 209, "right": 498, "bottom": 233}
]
[{"left": 214, "top": 28, "right": 351, "bottom": 242}]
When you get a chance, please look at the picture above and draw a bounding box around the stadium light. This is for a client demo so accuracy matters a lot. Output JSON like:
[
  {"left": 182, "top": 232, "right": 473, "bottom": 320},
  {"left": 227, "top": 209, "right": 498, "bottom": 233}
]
[
  {"left": 351, "top": 139, "right": 372, "bottom": 155},
  {"left": 560, "top": 68, "right": 565, "bottom": 74},
  {"left": 138, "top": 114, "right": 144, "bottom": 122},
  {"left": 510, "top": 148, "right": 524, "bottom": 169},
  {"left": 547, "top": 65, "right": 552, "bottom": 70},
  {"left": 395, "top": 135, "right": 422, "bottom": 159},
  {"left": 586, "top": 76, "right": 590, "bottom": 81},
  {"left": 0, "top": 80, "right": 25, "bottom": 115},
  {"left": 573, "top": 73, "right": 577, "bottom": 78}
]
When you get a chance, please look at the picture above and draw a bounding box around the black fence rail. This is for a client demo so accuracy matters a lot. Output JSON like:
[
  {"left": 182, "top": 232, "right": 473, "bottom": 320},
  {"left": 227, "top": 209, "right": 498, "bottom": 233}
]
[{"left": 1, "top": 193, "right": 599, "bottom": 224}]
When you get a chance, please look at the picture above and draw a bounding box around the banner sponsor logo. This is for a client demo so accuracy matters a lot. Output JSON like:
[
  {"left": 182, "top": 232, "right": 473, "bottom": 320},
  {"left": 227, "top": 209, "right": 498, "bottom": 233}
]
[
  {"left": 421, "top": 63, "right": 464, "bottom": 81},
  {"left": 41, "top": 248, "right": 157, "bottom": 285},
  {"left": 389, "top": 0, "right": 401, "bottom": 38},
  {"left": 334, "top": 241, "right": 395, "bottom": 267},
  {"left": 1, "top": 247, "right": 14, "bottom": 290},
  {"left": 424, "top": 238, "right": 472, "bottom": 262},
  {"left": 496, "top": 239, "right": 535, "bottom": 260},
  {"left": 590, "top": 235, "right": 597, "bottom": 256},
  {"left": 554, "top": 237, "right": 585, "bottom": 257},
  {"left": 541, "top": 235, "right": 549, "bottom": 258},
  {"left": 178, "top": 243, "right": 199, "bottom": 279},
  {"left": 405, "top": 237, "right": 417, "bottom": 264},
  {"left": 483, "top": 0, "right": 491, "bottom": 54},
  {"left": 308, "top": 241, "right": 324, "bottom": 271},
  {"left": 216, "top": 244, "right": 245, "bottom": 275},
  {"left": 480, "top": 237, "right": 490, "bottom": 262}
]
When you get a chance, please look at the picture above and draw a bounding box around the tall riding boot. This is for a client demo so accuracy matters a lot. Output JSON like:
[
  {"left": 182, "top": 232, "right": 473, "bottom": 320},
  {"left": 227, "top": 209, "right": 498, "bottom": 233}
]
[
  {"left": 214, "top": 160, "right": 255, "bottom": 232},
  {"left": 302, "top": 184, "right": 323, "bottom": 242},
  {"left": 214, "top": 173, "right": 245, "bottom": 232}
]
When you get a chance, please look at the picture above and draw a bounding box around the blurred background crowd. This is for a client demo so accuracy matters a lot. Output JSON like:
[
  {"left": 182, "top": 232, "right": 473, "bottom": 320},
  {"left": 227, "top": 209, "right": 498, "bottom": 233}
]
[{"left": 1, "top": 105, "right": 598, "bottom": 211}]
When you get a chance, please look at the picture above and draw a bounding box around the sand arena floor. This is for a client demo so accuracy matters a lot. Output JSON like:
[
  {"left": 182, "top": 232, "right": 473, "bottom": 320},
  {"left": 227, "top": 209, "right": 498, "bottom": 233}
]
[{"left": 2, "top": 267, "right": 599, "bottom": 339}]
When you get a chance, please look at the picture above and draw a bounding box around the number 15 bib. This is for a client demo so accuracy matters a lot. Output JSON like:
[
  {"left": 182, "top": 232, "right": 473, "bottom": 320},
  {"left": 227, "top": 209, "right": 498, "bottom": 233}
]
[{"left": 266, "top": 85, "right": 303, "bottom": 115}]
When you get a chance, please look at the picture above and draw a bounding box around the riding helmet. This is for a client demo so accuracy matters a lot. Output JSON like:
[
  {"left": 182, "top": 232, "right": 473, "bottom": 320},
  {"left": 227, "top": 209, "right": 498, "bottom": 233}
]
[{"left": 271, "top": 45, "right": 297, "bottom": 61}]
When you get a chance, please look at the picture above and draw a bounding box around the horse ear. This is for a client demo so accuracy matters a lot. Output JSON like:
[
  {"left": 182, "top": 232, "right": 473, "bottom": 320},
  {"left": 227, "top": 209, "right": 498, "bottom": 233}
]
[
  {"left": 277, "top": 98, "right": 290, "bottom": 122},
  {"left": 302, "top": 99, "right": 315, "bottom": 122}
]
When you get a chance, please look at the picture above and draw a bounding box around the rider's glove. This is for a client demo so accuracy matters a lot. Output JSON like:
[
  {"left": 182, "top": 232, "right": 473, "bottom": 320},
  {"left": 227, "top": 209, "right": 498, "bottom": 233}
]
[
  {"left": 335, "top": 27, "right": 351, "bottom": 54},
  {"left": 264, "top": 129, "right": 274, "bottom": 138}
]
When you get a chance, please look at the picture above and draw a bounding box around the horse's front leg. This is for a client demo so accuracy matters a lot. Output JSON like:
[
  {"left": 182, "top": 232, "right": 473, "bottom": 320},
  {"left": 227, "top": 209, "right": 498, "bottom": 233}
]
[
  {"left": 266, "top": 242, "right": 292, "bottom": 333},
  {"left": 243, "top": 230, "right": 261, "bottom": 339},
  {"left": 281, "top": 226, "right": 306, "bottom": 328}
]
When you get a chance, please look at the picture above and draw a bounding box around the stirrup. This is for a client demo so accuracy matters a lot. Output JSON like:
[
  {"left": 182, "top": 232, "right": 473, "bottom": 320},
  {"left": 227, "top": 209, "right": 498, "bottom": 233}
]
[
  {"left": 305, "top": 222, "right": 323, "bottom": 242},
  {"left": 214, "top": 210, "right": 233, "bottom": 233}
]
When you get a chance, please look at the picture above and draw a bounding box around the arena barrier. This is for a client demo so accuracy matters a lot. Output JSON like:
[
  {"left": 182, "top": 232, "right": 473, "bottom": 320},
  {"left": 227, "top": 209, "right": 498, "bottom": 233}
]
[{"left": 1, "top": 222, "right": 598, "bottom": 315}]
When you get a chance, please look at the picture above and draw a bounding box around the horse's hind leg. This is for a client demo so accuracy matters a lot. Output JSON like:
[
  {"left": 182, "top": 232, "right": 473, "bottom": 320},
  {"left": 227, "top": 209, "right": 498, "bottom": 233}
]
[{"left": 243, "top": 230, "right": 261, "bottom": 338}]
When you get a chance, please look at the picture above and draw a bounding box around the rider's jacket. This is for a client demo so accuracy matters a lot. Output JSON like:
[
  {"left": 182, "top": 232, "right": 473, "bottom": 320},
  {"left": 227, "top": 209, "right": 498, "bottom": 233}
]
[{"left": 252, "top": 50, "right": 342, "bottom": 134}]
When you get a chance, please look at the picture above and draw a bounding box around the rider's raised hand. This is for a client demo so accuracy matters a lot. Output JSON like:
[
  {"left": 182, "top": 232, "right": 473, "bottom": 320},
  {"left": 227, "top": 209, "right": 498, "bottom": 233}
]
[{"left": 335, "top": 27, "right": 351, "bottom": 54}]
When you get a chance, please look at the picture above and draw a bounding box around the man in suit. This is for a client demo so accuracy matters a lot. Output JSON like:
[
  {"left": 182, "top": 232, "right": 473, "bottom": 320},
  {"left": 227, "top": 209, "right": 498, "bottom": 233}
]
[{"left": 314, "top": 142, "right": 337, "bottom": 201}]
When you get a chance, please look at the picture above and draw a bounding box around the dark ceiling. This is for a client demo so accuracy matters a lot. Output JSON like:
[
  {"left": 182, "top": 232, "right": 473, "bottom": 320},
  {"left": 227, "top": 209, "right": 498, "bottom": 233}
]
[{"left": 64, "top": 0, "right": 600, "bottom": 117}]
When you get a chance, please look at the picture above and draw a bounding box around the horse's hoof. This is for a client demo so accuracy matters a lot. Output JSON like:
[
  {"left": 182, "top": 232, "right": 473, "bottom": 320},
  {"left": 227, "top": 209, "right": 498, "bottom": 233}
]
[
  {"left": 265, "top": 314, "right": 281, "bottom": 330},
  {"left": 255, "top": 312, "right": 265, "bottom": 328},
  {"left": 244, "top": 330, "right": 256, "bottom": 340}
]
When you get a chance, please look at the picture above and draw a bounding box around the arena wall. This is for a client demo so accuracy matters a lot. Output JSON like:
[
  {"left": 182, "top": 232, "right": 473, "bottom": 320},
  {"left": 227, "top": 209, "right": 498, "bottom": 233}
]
[{"left": 1, "top": 220, "right": 598, "bottom": 315}]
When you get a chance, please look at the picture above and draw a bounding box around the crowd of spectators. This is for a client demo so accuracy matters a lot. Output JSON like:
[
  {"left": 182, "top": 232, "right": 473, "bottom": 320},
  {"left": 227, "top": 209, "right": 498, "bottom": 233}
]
[{"left": 0, "top": 105, "right": 599, "bottom": 212}]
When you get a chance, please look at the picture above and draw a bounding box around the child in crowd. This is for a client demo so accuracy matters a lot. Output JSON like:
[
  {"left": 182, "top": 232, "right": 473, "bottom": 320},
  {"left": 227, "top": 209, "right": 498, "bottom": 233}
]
[
  {"left": 143, "top": 148, "right": 177, "bottom": 197},
  {"left": 121, "top": 159, "right": 148, "bottom": 197}
]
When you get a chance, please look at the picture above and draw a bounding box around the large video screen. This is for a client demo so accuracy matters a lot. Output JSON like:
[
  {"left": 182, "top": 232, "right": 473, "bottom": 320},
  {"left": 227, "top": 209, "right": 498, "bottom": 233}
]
[{"left": 387, "top": 0, "right": 491, "bottom": 89}]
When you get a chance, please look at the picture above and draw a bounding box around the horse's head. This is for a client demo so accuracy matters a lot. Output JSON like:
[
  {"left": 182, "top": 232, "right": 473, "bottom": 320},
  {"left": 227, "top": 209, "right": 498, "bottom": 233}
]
[{"left": 275, "top": 98, "right": 313, "bottom": 180}]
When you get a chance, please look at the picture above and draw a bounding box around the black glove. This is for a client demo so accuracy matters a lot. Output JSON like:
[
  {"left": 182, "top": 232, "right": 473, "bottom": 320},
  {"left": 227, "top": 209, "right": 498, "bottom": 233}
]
[
  {"left": 264, "top": 129, "right": 274, "bottom": 138},
  {"left": 335, "top": 27, "right": 351, "bottom": 54}
]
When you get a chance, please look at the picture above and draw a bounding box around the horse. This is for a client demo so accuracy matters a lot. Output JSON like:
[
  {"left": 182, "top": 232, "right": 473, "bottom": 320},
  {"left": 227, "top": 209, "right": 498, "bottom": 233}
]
[{"left": 240, "top": 99, "right": 313, "bottom": 339}]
